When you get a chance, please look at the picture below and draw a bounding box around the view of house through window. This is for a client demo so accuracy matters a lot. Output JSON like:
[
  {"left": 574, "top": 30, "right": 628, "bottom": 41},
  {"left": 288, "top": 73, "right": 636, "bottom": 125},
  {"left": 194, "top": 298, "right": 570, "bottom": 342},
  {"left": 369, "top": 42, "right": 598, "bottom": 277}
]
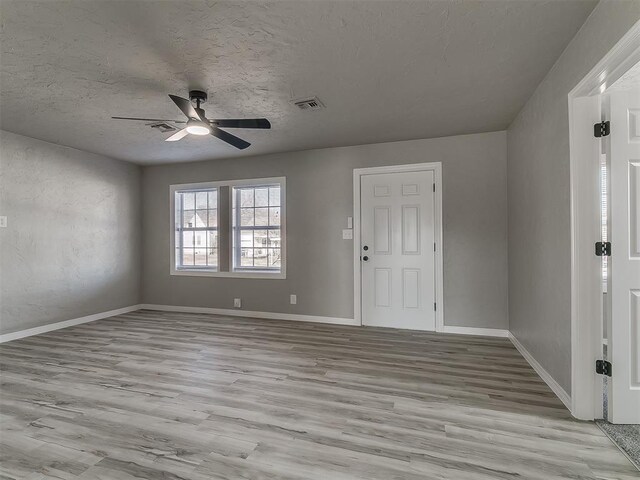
[
  {"left": 232, "top": 184, "right": 282, "bottom": 271},
  {"left": 174, "top": 188, "right": 218, "bottom": 270}
]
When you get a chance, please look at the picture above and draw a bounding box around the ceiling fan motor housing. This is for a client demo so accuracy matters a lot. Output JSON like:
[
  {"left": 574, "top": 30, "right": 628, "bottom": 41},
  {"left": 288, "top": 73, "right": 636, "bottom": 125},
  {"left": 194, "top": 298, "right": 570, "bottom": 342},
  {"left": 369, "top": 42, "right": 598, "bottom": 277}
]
[{"left": 189, "top": 90, "right": 208, "bottom": 105}]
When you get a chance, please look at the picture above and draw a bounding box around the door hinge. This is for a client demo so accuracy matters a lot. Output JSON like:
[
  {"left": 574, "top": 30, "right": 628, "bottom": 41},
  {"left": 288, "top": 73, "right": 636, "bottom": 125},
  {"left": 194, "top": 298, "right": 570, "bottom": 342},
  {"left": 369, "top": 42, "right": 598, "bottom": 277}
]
[
  {"left": 432, "top": 183, "right": 436, "bottom": 193},
  {"left": 596, "top": 359, "right": 612, "bottom": 377},
  {"left": 434, "top": 302, "right": 437, "bottom": 311},
  {"left": 595, "top": 241, "right": 611, "bottom": 256},
  {"left": 434, "top": 242, "right": 436, "bottom": 252},
  {"left": 594, "top": 121, "right": 610, "bottom": 138}
]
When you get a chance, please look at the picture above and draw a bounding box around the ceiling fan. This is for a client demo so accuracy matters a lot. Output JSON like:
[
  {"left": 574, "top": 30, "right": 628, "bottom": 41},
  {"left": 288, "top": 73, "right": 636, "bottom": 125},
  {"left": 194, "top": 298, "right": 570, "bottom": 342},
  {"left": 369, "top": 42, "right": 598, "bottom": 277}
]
[{"left": 112, "top": 90, "right": 270, "bottom": 150}]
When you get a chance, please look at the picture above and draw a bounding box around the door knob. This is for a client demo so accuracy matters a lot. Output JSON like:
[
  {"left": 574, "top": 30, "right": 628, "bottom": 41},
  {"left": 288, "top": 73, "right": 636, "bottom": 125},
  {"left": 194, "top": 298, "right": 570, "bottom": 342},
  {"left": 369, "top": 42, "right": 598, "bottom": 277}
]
[
  {"left": 362, "top": 256, "right": 369, "bottom": 262},
  {"left": 363, "top": 245, "right": 369, "bottom": 251}
]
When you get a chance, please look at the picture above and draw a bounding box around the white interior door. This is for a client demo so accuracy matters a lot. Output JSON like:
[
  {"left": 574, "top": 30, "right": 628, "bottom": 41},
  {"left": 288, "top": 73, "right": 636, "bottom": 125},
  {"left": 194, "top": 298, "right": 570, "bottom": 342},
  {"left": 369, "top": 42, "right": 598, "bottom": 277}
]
[
  {"left": 360, "top": 170, "right": 435, "bottom": 330},
  {"left": 609, "top": 88, "right": 640, "bottom": 423}
]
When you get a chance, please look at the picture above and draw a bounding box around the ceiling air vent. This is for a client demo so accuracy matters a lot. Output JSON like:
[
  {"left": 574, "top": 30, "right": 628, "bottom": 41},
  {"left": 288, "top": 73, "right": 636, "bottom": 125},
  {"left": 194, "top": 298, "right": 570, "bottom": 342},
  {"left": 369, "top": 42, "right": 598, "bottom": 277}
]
[
  {"left": 149, "top": 122, "right": 177, "bottom": 133},
  {"left": 293, "top": 97, "right": 325, "bottom": 111}
]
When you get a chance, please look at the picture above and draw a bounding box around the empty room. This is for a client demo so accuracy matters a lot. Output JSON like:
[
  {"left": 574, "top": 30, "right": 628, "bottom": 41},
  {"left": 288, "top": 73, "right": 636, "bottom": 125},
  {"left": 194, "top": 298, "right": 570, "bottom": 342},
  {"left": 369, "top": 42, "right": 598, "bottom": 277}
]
[{"left": 1, "top": 0, "right": 640, "bottom": 478}]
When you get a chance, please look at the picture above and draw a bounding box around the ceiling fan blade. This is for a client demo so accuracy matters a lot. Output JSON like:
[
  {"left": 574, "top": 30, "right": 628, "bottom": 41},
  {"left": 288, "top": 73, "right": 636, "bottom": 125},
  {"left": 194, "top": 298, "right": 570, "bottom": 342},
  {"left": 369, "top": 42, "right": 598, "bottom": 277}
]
[
  {"left": 112, "top": 116, "right": 186, "bottom": 123},
  {"left": 211, "top": 118, "right": 271, "bottom": 129},
  {"left": 168, "top": 95, "right": 200, "bottom": 120},
  {"left": 210, "top": 126, "right": 250, "bottom": 150},
  {"left": 165, "top": 128, "right": 190, "bottom": 142}
]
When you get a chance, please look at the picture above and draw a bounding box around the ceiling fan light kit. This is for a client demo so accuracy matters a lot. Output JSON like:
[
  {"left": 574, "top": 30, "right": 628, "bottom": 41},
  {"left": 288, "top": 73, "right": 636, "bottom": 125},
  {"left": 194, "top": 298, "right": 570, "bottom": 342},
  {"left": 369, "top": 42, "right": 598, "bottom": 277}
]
[
  {"left": 111, "top": 89, "right": 271, "bottom": 150},
  {"left": 185, "top": 120, "right": 210, "bottom": 135}
]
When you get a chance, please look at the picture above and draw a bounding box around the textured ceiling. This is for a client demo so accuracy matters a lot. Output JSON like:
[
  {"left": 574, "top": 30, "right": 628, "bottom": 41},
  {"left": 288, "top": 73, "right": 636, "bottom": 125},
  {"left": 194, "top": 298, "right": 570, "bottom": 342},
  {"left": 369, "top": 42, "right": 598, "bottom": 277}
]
[{"left": 0, "top": 0, "right": 597, "bottom": 165}]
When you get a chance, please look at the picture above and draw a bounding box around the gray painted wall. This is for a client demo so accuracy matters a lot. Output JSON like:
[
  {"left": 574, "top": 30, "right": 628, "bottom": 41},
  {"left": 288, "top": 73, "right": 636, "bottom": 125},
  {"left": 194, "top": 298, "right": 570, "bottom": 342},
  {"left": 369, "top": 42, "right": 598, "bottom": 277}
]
[
  {"left": 142, "top": 131, "right": 508, "bottom": 330},
  {"left": 0, "top": 131, "right": 142, "bottom": 335},
  {"left": 507, "top": 1, "right": 640, "bottom": 394}
]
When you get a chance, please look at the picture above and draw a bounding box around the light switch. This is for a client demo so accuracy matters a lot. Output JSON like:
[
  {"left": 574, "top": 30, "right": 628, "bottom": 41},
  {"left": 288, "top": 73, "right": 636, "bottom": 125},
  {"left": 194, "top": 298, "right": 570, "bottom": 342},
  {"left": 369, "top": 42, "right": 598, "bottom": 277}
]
[
  {"left": 290, "top": 294, "right": 297, "bottom": 305},
  {"left": 342, "top": 229, "right": 353, "bottom": 240},
  {"left": 347, "top": 216, "right": 353, "bottom": 229},
  {"left": 0, "top": 216, "right": 6, "bottom": 228}
]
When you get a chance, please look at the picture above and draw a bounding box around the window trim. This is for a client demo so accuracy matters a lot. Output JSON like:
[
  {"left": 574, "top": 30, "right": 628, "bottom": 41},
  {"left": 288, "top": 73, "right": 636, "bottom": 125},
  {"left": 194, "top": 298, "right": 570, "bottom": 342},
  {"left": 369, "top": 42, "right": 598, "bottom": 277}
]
[{"left": 169, "top": 177, "right": 286, "bottom": 279}]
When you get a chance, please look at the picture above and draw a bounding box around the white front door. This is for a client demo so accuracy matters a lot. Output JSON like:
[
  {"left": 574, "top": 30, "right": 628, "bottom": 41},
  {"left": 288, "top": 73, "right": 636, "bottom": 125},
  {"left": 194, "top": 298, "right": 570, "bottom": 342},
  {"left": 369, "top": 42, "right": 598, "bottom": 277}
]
[
  {"left": 609, "top": 88, "right": 640, "bottom": 423},
  {"left": 360, "top": 170, "right": 436, "bottom": 330}
]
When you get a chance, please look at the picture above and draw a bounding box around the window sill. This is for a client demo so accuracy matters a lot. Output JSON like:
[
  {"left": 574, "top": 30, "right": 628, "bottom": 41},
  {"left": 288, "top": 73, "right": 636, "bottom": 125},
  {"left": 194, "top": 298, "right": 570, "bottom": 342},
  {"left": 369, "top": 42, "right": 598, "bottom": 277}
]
[{"left": 170, "top": 269, "right": 286, "bottom": 279}]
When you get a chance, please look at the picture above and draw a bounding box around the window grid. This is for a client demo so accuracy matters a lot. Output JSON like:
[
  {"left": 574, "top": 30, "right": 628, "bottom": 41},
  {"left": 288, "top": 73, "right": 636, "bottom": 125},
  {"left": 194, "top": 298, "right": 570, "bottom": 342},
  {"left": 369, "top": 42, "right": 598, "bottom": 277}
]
[
  {"left": 233, "top": 185, "right": 282, "bottom": 271},
  {"left": 176, "top": 188, "right": 218, "bottom": 270}
]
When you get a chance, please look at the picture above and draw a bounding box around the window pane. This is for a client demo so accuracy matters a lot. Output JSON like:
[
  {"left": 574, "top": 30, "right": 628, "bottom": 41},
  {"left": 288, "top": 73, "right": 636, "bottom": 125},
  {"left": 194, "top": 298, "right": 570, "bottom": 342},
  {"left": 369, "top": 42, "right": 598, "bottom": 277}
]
[
  {"left": 207, "top": 209, "right": 218, "bottom": 228},
  {"left": 240, "top": 189, "right": 254, "bottom": 207},
  {"left": 241, "top": 248, "right": 254, "bottom": 266},
  {"left": 174, "top": 188, "right": 217, "bottom": 271},
  {"left": 254, "top": 249, "right": 268, "bottom": 267},
  {"left": 268, "top": 229, "right": 281, "bottom": 247},
  {"left": 268, "top": 248, "right": 281, "bottom": 268},
  {"left": 207, "top": 248, "right": 218, "bottom": 267},
  {"left": 255, "top": 188, "right": 269, "bottom": 207},
  {"left": 182, "top": 248, "right": 195, "bottom": 266},
  {"left": 194, "top": 232, "right": 205, "bottom": 247},
  {"left": 182, "top": 192, "right": 195, "bottom": 210},
  {"left": 269, "top": 207, "right": 280, "bottom": 226},
  {"left": 182, "top": 230, "right": 194, "bottom": 247},
  {"left": 195, "top": 210, "right": 207, "bottom": 228},
  {"left": 183, "top": 210, "right": 196, "bottom": 228},
  {"left": 194, "top": 248, "right": 207, "bottom": 265},
  {"left": 240, "top": 230, "right": 253, "bottom": 248},
  {"left": 269, "top": 187, "right": 280, "bottom": 207},
  {"left": 195, "top": 191, "right": 208, "bottom": 209},
  {"left": 240, "top": 208, "right": 254, "bottom": 226},
  {"left": 253, "top": 230, "right": 268, "bottom": 249},
  {"left": 229, "top": 182, "right": 283, "bottom": 273},
  {"left": 208, "top": 190, "right": 218, "bottom": 208},
  {"left": 255, "top": 207, "right": 268, "bottom": 226},
  {"left": 208, "top": 231, "right": 218, "bottom": 249}
]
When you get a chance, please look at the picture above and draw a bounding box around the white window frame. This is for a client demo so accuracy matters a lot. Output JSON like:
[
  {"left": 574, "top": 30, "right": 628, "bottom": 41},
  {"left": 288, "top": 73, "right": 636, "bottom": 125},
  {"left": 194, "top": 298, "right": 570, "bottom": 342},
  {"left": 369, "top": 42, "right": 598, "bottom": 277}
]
[
  {"left": 170, "top": 181, "right": 222, "bottom": 276},
  {"left": 169, "top": 177, "right": 286, "bottom": 279},
  {"left": 230, "top": 177, "right": 286, "bottom": 278}
]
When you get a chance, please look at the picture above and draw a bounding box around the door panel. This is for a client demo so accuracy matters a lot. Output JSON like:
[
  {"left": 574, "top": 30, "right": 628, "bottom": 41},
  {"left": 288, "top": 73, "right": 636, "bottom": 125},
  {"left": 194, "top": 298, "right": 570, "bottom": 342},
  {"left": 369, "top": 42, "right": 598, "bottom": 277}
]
[
  {"left": 361, "top": 170, "right": 435, "bottom": 330},
  {"left": 609, "top": 89, "right": 640, "bottom": 423}
]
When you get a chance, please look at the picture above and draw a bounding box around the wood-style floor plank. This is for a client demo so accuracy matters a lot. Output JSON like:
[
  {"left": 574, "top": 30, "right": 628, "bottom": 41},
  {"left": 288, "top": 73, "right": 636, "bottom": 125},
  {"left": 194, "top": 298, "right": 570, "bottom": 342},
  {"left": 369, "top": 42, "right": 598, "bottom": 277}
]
[{"left": 0, "top": 310, "right": 636, "bottom": 479}]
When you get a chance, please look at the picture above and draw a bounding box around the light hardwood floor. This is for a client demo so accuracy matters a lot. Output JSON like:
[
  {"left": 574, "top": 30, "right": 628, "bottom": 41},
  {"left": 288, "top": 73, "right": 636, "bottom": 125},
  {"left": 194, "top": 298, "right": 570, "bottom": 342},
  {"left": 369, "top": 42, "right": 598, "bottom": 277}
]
[{"left": 0, "top": 310, "right": 637, "bottom": 479}]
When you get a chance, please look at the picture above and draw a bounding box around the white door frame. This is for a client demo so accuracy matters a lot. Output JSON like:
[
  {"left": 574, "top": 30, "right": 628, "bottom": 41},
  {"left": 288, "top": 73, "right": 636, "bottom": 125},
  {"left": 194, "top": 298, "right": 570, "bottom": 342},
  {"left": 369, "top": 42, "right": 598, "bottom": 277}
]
[
  {"left": 353, "top": 162, "right": 444, "bottom": 331},
  {"left": 569, "top": 20, "right": 640, "bottom": 420}
]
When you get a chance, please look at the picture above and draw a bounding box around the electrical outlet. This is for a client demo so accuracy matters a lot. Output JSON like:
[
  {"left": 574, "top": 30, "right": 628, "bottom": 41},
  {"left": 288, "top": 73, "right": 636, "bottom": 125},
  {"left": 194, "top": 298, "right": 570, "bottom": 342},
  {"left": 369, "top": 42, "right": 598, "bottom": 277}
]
[
  {"left": 0, "top": 216, "right": 6, "bottom": 228},
  {"left": 342, "top": 229, "right": 353, "bottom": 240},
  {"left": 233, "top": 298, "right": 242, "bottom": 308},
  {"left": 290, "top": 294, "right": 297, "bottom": 305}
]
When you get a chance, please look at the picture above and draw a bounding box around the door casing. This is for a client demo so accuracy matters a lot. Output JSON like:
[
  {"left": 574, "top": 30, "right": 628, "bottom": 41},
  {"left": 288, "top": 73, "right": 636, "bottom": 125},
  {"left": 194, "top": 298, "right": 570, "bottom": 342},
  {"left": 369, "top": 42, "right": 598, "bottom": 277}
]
[
  {"left": 353, "top": 162, "right": 443, "bottom": 331},
  {"left": 568, "top": 19, "right": 640, "bottom": 420}
]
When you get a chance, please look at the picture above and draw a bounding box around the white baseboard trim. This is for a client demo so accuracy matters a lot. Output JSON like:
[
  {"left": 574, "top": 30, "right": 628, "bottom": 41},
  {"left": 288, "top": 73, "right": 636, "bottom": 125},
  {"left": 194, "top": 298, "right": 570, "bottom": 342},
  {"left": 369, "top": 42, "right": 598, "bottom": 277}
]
[
  {"left": 441, "top": 325, "right": 509, "bottom": 337},
  {"left": 508, "top": 332, "right": 572, "bottom": 411},
  {"left": 139, "top": 304, "right": 360, "bottom": 326},
  {"left": 0, "top": 304, "right": 143, "bottom": 343}
]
